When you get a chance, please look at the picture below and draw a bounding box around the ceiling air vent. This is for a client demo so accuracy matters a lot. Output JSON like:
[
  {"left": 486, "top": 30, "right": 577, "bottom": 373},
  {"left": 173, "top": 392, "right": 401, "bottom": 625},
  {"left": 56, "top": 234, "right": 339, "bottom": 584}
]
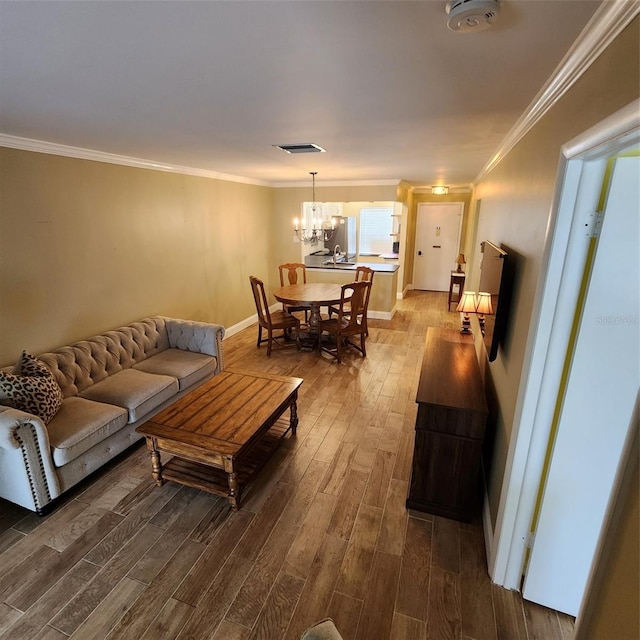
[{"left": 273, "top": 143, "right": 326, "bottom": 154}]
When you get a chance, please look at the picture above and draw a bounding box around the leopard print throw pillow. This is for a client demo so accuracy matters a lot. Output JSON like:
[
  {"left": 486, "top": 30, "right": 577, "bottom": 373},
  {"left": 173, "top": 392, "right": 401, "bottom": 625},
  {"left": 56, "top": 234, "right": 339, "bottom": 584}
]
[{"left": 0, "top": 350, "right": 64, "bottom": 424}]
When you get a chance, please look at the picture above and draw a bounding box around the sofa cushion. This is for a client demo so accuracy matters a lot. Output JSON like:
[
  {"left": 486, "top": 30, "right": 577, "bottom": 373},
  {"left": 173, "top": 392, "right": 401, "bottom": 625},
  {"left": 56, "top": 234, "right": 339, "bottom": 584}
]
[
  {"left": 79, "top": 369, "right": 178, "bottom": 423},
  {"left": 0, "top": 351, "right": 64, "bottom": 424},
  {"left": 47, "top": 396, "right": 128, "bottom": 466},
  {"left": 37, "top": 317, "right": 171, "bottom": 397},
  {"left": 133, "top": 349, "right": 216, "bottom": 391}
]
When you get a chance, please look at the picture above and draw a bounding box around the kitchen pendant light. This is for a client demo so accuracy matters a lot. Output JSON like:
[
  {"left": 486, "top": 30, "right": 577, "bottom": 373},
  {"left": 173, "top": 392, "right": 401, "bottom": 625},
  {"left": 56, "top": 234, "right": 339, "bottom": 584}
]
[{"left": 293, "top": 172, "right": 337, "bottom": 244}]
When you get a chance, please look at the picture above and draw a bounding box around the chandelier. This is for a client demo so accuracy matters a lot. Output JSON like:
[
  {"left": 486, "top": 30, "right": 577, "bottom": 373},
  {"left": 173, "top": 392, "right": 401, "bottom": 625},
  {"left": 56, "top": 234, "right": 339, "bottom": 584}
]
[{"left": 293, "top": 172, "right": 337, "bottom": 244}]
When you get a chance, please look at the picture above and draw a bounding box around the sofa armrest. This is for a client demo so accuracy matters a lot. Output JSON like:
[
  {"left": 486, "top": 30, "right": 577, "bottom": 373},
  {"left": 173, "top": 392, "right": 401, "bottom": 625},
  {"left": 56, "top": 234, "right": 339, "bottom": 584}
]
[
  {"left": 0, "top": 408, "right": 61, "bottom": 511},
  {"left": 160, "top": 317, "right": 226, "bottom": 374}
]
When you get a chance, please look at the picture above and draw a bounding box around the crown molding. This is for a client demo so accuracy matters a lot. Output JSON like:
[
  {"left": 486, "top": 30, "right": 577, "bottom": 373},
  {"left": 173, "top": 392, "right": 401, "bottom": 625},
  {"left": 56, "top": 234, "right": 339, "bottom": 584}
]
[
  {"left": 412, "top": 186, "right": 472, "bottom": 195},
  {"left": 0, "top": 133, "right": 401, "bottom": 189},
  {"left": 274, "top": 179, "right": 400, "bottom": 188},
  {"left": 0, "top": 134, "right": 272, "bottom": 187},
  {"left": 472, "top": 0, "right": 640, "bottom": 186}
]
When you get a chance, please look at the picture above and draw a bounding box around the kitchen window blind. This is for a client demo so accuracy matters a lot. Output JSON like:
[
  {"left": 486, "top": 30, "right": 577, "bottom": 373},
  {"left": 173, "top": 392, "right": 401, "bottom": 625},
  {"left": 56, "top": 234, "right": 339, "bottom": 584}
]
[{"left": 359, "top": 207, "right": 393, "bottom": 255}]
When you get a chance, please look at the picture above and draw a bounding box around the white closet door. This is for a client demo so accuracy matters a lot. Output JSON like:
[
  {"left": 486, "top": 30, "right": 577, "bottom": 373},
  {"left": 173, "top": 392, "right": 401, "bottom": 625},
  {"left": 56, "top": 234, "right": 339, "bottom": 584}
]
[{"left": 523, "top": 156, "right": 639, "bottom": 615}]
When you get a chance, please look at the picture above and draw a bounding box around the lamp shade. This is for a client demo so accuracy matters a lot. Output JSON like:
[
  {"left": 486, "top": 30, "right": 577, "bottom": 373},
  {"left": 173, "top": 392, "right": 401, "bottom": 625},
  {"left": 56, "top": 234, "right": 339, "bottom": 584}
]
[
  {"left": 456, "top": 253, "right": 466, "bottom": 265},
  {"left": 476, "top": 292, "right": 494, "bottom": 315},
  {"left": 456, "top": 291, "right": 478, "bottom": 314}
]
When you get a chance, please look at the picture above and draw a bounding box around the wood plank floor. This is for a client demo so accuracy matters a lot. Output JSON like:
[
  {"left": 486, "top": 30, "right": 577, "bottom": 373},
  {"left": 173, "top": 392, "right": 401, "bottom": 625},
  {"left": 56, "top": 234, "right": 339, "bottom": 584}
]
[{"left": 0, "top": 291, "right": 575, "bottom": 640}]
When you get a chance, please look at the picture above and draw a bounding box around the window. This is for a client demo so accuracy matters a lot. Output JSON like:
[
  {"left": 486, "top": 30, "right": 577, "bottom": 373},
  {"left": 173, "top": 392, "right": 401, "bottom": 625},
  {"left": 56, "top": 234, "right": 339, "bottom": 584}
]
[{"left": 359, "top": 208, "right": 394, "bottom": 255}]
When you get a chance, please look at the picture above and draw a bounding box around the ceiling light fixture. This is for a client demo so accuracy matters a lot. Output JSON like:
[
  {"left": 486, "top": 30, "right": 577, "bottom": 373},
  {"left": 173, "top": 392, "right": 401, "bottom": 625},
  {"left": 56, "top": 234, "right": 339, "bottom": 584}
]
[
  {"left": 431, "top": 186, "right": 449, "bottom": 195},
  {"left": 293, "top": 172, "right": 337, "bottom": 245}
]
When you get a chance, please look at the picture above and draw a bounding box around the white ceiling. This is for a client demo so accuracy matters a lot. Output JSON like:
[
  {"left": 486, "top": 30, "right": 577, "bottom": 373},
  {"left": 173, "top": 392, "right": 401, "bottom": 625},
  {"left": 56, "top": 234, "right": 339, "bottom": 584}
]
[{"left": 0, "top": 0, "right": 602, "bottom": 187}]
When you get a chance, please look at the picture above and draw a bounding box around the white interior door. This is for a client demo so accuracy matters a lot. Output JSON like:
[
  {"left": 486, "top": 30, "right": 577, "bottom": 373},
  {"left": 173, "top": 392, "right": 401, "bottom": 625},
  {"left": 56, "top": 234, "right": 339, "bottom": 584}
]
[
  {"left": 522, "top": 156, "right": 639, "bottom": 615},
  {"left": 413, "top": 202, "right": 463, "bottom": 291}
]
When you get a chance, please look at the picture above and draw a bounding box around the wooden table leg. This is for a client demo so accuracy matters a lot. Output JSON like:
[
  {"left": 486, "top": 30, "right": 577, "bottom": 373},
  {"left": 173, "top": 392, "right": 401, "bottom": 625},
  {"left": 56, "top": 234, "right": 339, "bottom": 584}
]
[
  {"left": 290, "top": 394, "right": 299, "bottom": 435},
  {"left": 224, "top": 457, "right": 239, "bottom": 509},
  {"left": 307, "top": 302, "right": 322, "bottom": 334},
  {"left": 300, "top": 303, "right": 322, "bottom": 351},
  {"left": 146, "top": 438, "right": 164, "bottom": 487}
]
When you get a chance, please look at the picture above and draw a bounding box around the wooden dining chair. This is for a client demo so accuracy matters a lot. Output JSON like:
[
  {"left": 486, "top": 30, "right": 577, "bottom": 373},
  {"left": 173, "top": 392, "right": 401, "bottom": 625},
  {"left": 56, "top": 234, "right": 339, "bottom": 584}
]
[
  {"left": 328, "top": 266, "right": 374, "bottom": 334},
  {"left": 318, "top": 280, "right": 371, "bottom": 363},
  {"left": 249, "top": 276, "right": 300, "bottom": 356},
  {"left": 354, "top": 265, "right": 375, "bottom": 284},
  {"left": 278, "top": 262, "right": 310, "bottom": 322}
]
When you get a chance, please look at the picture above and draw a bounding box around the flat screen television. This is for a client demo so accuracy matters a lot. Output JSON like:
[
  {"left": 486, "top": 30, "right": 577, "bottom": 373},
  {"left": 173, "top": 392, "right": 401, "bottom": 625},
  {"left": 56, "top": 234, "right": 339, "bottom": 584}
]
[{"left": 478, "top": 241, "right": 512, "bottom": 362}]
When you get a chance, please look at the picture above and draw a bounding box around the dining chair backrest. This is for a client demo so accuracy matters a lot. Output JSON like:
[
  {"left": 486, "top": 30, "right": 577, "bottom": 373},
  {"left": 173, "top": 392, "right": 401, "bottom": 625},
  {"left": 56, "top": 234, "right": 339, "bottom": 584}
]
[
  {"left": 250, "top": 275, "right": 301, "bottom": 356},
  {"left": 337, "top": 281, "right": 370, "bottom": 331},
  {"left": 319, "top": 280, "right": 371, "bottom": 363},
  {"left": 354, "top": 267, "right": 374, "bottom": 322},
  {"left": 249, "top": 276, "right": 271, "bottom": 327},
  {"left": 354, "top": 266, "right": 374, "bottom": 284},
  {"left": 278, "top": 263, "right": 307, "bottom": 286}
]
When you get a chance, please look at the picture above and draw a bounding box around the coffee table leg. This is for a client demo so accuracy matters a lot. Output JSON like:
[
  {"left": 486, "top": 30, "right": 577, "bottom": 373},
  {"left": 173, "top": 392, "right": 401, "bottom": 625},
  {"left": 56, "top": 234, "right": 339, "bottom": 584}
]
[
  {"left": 290, "top": 396, "right": 299, "bottom": 435},
  {"left": 147, "top": 439, "right": 164, "bottom": 487},
  {"left": 224, "top": 457, "right": 240, "bottom": 509},
  {"left": 227, "top": 472, "right": 239, "bottom": 509}
]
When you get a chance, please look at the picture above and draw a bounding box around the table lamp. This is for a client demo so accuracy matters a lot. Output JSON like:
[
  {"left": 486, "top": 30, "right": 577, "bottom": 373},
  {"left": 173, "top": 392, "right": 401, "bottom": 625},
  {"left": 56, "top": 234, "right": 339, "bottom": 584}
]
[
  {"left": 475, "top": 292, "right": 494, "bottom": 336},
  {"left": 455, "top": 253, "right": 466, "bottom": 273},
  {"left": 456, "top": 291, "right": 477, "bottom": 334}
]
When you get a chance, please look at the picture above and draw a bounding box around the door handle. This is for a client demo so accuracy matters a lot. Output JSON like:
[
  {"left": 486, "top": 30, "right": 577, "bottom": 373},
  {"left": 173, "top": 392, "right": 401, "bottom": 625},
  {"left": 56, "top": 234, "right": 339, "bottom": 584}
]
[{"left": 417, "top": 250, "right": 422, "bottom": 256}]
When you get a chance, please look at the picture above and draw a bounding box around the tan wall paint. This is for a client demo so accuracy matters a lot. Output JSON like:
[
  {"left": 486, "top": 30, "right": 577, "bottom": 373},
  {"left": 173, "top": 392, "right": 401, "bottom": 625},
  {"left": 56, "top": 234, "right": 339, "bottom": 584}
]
[
  {"left": 0, "top": 150, "right": 399, "bottom": 365},
  {"left": 469, "top": 18, "right": 640, "bottom": 528},
  {"left": 0, "top": 148, "right": 273, "bottom": 364},
  {"left": 402, "top": 188, "right": 414, "bottom": 293},
  {"left": 579, "top": 441, "right": 639, "bottom": 640}
]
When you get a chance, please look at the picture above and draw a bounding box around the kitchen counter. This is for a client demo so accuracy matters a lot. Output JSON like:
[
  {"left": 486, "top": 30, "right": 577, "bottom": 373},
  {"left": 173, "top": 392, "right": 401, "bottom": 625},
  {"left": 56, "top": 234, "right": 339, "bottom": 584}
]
[{"left": 306, "top": 261, "right": 399, "bottom": 273}]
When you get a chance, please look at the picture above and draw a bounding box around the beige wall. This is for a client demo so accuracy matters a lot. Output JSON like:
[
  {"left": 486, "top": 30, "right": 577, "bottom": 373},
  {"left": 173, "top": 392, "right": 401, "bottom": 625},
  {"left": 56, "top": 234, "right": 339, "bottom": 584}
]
[
  {"left": 578, "top": 443, "right": 639, "bottom": 640},
  {"left": 468, "top": 18, "right": 640, "bottom": 528},
  {"left": 0, "top": 148, "right": 273, "bottom": 364},
  {"left": 0, "top": 150, "right": 400, "bottom": 366}
]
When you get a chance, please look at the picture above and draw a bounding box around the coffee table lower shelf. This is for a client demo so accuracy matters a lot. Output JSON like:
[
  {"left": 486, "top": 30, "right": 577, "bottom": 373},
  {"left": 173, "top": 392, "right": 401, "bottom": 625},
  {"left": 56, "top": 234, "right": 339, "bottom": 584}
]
[{"left": 159, "top": 417, "right": 291, "bottom": 503}]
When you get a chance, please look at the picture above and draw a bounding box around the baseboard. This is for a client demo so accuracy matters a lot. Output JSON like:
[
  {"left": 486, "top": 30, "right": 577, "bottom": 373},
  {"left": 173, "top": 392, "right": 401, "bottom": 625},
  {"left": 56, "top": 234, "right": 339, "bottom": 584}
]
[
  {"left": 482, "top": 470, "right": 496, "bottom": 580},
  {"left": 368, "top": 307, "right": 395, "bottom": 320},
  {"left": 223, "top": 313, "right": 260, "bottom": 338},
  {"left": 397, "top": 285, "right": 411, "bottom": 300},
  {"left": 225, "top": 303, "right": 395, "bottom": 337}
]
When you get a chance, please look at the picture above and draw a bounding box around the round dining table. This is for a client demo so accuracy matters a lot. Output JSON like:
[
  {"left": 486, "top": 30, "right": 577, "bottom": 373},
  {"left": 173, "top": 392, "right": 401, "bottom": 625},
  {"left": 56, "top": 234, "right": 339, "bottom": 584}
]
[{"left": 273, "top": 282, "right": 345, "bottom": 336}]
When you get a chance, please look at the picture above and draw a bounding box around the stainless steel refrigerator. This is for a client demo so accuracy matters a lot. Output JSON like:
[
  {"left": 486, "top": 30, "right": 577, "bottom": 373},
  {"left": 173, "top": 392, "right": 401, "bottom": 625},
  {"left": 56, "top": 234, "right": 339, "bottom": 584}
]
[{"left": 325, "top": 216, "right": 356, "bottom": 259}]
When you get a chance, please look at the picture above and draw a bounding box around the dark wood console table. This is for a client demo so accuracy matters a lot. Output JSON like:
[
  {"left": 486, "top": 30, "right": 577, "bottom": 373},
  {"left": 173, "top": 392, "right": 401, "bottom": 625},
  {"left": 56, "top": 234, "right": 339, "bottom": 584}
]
[
  {"left": 406, "top": 327, "right": 488, "bottom": 522},
  {"left": 447, "top": 271, "right": 465, "bottom": 310}
]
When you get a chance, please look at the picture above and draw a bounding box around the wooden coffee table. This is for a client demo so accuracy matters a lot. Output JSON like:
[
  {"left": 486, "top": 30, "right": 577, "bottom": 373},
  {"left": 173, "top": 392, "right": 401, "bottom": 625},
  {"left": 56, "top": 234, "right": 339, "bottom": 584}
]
[{"left": 136, "top": 368, "right": 303, "bottom": 509}]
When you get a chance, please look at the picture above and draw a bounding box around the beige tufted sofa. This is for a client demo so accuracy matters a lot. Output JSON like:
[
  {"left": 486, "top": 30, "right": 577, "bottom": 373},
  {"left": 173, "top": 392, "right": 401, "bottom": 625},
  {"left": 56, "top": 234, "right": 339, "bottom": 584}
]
[{"left": 0, "top": 316, "right": 225, "bottom": 514}]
